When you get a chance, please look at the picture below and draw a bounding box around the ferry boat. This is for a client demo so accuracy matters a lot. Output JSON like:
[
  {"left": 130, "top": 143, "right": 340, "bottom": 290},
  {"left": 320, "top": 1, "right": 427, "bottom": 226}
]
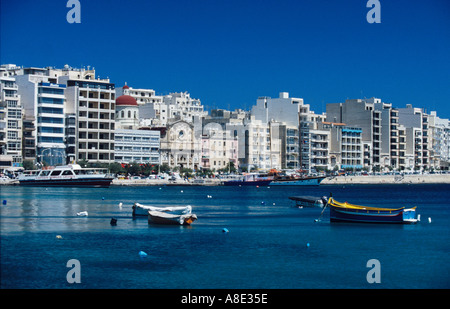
[
  {"left": 221, "top": 173, "right": 273, "bottom": 186},
  {"left": 18, "top": 164, "right": 114, "bottom": 187}
]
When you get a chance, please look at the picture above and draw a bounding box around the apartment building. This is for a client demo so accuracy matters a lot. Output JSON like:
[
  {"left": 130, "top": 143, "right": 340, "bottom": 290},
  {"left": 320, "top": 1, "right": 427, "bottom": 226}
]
[
  {"left": 61, "top": 69, "right": 116, "bottom": 164},
  {"left": 137, "top": 89, "right": 207, "bottom": 127},
  {"left": 428, "top": 111, "right": 450, "bottom": 169},
  {"left": 0, "top": 74, "right": 23, "bottom": 170},
  {"left": 326, "top": 98, "right": 404, "bottom": 171},
  {"left": 251, "top": 92, "right": 305, "bottom": 169},
  {"left": 15, "top": 71, "right": 66, "bottom": 166},
  {"left": 397, "top": 104, "right": 431, "bottom": 170},
  {"left": 201, "top": 122, "right": 238, "bottom": 171}
]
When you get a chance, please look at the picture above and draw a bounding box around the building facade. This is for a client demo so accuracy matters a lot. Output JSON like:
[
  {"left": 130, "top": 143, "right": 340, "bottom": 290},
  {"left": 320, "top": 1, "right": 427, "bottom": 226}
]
[
  {"left": 114, "top": 129, "right": 160, "bottom": 164},
  {"left": 0, "top": 72, "right": 23, "bottom": 171}
]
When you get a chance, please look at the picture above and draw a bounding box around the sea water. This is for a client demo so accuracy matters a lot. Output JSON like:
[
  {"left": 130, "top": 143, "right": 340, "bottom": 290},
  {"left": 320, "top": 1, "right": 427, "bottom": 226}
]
[{"left": 1, "top": 184, "right": 449, "bottom": 288}]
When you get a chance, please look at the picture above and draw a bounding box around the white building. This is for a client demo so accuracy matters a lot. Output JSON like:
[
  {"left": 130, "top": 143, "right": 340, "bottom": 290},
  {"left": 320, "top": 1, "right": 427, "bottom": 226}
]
[
  {"left": 114, "top": 129, "right": 160, "bottom": 164},
  {"left": 398, "top": 104, "right": 430, "bottom": 170},
  {"left": 160, "top": 119, "right": 202, "bottom": 170},
  {"left": 251, "top": 92, "right": 305, "bottom": 169},
  {"left": 60, "top": 68, "right": 116, "bottom": 164},
  {"left": 201, "top": 122, "right": 238, "bottom": 171},
  {"left": 428, "top": 111, "right": 450, "bottom": 169},
  {"left": 15, "top": 70, "right": 67, "bottom": 166},
  {"left": 0, "top": 71, "right": 23, "bottom": 170}
]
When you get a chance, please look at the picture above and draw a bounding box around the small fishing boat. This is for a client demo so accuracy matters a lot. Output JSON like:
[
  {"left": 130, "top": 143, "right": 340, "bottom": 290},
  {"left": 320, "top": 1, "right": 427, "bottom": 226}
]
[
  {"left": 288, "top": 196, "right": 327, "bottom": 208},
  {"left": 148, "top": 211, "right": 197, "bottom": 225},
  {"left": 326, "top": 197, "right": 418, "bottom": 224},
  {"left": 132, "top": 203, "right": 192, "bottom": 217}
]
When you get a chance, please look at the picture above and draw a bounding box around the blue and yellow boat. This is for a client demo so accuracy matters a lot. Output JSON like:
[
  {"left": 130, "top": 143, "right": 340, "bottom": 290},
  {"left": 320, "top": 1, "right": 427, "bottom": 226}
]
[{"left": 327, "top": 197, "right": 418, "bottom": 224}]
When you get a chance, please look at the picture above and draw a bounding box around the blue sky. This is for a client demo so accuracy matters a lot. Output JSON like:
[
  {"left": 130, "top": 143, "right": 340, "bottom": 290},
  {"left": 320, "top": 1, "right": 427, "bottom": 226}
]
[{"left": 1, "top": 0, "right": 449, "bottom": 117}]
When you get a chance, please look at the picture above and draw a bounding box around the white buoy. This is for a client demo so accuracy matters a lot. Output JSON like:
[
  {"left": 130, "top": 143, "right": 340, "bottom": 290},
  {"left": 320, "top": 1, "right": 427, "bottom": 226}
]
[
  {"left": 181, "top": 190, "right": 183, "bottom": 193},
  {"left": 56, "top": 235, "right": 63, "bottom": 239},
  {"left": 139, "top": 251, "right": 148, "bottom": 258},
  {"left": 428, "top": 217, "right": 432, "bottom": 223},
  {"left": 77, "top": 211, "right": 88, "bottom": 216},
  {"left": 118, "top": 202, "right": 123, "bottom": 209}
]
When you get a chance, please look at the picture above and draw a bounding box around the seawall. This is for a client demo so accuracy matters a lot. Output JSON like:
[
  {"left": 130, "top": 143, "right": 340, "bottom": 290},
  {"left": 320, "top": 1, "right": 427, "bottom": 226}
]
[{"left": 321, "top": 174, "right": 450, "bottom": 185}]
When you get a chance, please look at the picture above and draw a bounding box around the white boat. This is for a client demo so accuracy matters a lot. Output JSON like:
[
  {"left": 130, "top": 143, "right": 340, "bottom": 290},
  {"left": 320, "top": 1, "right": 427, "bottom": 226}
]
[
  {"left": 148, "top": 211, "right": 197, "bottom": 226},
  {"left": 18, "top": 164, "right": 113, "bottom": 187},
  {"left": 288, "top": 196, "right": 327, "bottom": 208},
  {"left": 132, "top": 203, "right": 192, "bottom": 217}
]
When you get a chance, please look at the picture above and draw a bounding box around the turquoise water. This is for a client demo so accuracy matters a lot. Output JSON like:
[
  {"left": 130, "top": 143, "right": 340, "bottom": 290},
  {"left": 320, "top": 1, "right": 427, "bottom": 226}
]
[{"left": 1, "top": 184, "right": 449, "bottom": 288}]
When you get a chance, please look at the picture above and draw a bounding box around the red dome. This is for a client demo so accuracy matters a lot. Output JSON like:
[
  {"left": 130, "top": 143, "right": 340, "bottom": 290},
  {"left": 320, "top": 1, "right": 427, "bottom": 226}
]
[
  {"left": 122, "top": 84, "right": 130, "bottom": 89},
  {"left": 116, "top": 95, "right": 137, "bottom": 106}
]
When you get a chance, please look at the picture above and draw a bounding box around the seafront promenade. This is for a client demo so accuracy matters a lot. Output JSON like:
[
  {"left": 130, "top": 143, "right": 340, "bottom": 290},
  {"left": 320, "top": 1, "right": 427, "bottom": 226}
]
[
  {"left": 2, "top": 174, "right": 449, "bottom": 186},
  {"left": 321, "top": 173, "right": 450, "bottom": 185},
  {"left": 111, "top": 174, "right": 450, "bottom": 186}
]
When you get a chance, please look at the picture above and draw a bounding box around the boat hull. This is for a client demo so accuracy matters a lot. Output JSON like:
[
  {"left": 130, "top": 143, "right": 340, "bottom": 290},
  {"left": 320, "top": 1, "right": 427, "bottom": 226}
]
[
  {"left": 148, "top": 211, "right": 197, "bottom": 225},
  {"left": 328, "top": 199, "right": 417, "bottom": 224},
  {"left": 270, "top": 177, "right": 325, "bottom": 186},
  {"left": 132, "top": 203, "right": 192, "bottom": 217},
  {"left": 223, "top": 180, "right": 272, "bottom": 186},
  {"left": 18, "top": 178, "right": 113, "bottom": 188}
]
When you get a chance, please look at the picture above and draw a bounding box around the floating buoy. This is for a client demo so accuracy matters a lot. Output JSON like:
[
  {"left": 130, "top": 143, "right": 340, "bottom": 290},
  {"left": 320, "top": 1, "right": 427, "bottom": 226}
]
[
  {"left": 139, "top": 251, "right": 148, "bottom": 258},
  {"left": 77, "top": 211, "right": 88, "bottom": 216},
  {"left": 110, "top": 218, "right": 117, "bottom": 226},
  {"left": 273, "top": 203, "right": 276, "bottom": 205},
  {"left": 428, "top": 217, "right": 432, "bottom": 223},
  {"left": 261, "top": 201, "right": 265, "bottom": 205},
  {"left": 222, "top": 228, "right": 229, "bottom": 233},
  {"left": 306, "top": 242, "right": 310, "bottom": 247},
  {"left": 102, "top": 197, "right": 105, "bottom": 200},
  {"left": 2, "top": 200, "right": 6, "bottom": 205},
  {"left": 180, "top": 190, "right": 183, "bottom": 193},
  {"left": 56, "top": 235, "right": 63, "bottom": 239}
]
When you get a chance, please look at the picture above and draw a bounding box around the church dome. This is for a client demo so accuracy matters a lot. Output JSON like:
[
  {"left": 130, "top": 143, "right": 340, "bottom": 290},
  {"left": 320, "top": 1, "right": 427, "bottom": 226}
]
[{"left": 116, "top": 95, "right": 137, "bottom": 106}]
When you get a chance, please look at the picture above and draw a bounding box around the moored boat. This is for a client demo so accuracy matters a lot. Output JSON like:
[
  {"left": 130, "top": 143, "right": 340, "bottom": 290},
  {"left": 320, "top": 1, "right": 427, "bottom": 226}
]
[
  {"left": 222, "top": 173, "right": 273, "bottom": 186},
  {"left": 289, "top": 196, "right": 327, "bottom": 208},
  {"left": 132, "top": 203, "right": 192, "bottom": 217},
  {"left": 148, "top": 211, "right": 197, "bottom": 225},
  {"left": 326, "top": 197, "right": 418, "bottom": 224},
  {"left": 270, "top": 176, "right": 326, "bottom": 186},
  {"left": 18, "top": 164, "right": 113, "bottom": 187}
]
